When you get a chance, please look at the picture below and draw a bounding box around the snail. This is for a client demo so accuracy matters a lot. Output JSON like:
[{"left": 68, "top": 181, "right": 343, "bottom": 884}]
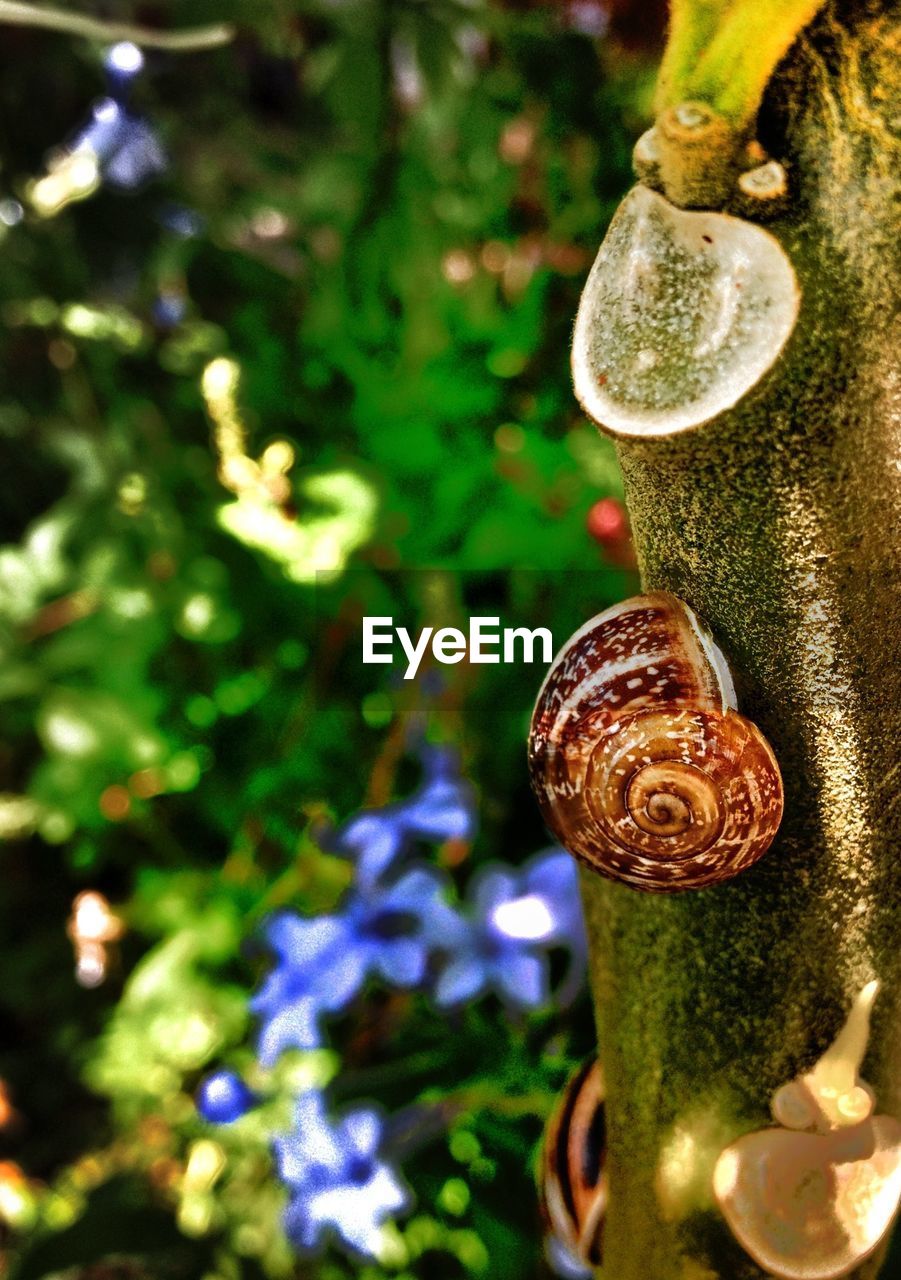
[
  {"left": 571, "top": 183, "right": 799, "bottom": 439},
  {"left": 539, "top": 1060, "right": 607, "bottom": 1272},
  {"left": 528, "top": 592, "right": 783, "bottom": 892},
  {"left": 714, "top": 982, "right": 901, "bottom": 1279}
]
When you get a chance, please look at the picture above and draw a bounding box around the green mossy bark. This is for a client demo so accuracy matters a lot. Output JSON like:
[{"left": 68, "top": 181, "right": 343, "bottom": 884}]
[{"left": 583, "top": 3, "right": 900, "bottom": 1277}]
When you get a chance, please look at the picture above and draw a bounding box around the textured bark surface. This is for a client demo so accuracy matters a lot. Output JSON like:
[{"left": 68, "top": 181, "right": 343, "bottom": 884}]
[{"left": 582, "top": 2, "right": 901, "bottom": 1276}]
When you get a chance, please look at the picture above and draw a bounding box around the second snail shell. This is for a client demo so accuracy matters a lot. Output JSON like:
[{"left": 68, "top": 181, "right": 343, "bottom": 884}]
[
  {"left": 540, "top": 1060, "right": 607, "bottom": 1270},
  {"left": 528, "top": 593, "right": 783, "bottom": 892}
]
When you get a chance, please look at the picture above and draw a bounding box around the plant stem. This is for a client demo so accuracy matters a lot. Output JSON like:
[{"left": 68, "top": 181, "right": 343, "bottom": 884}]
[
  {"left": 683, "top": 0, "right": 830, "bottom": 125},
  {"left": 654, "top": 0, "right": 729, "bottom": 114},
  {"left": 583, "top": 2, "right": 901, "bottom": 1276},
  {"left": 656, "top": 0, "right": 829, "bottom": 127},
  {"left": 0, "top": 1, "right": 234, "bottom": 50}
]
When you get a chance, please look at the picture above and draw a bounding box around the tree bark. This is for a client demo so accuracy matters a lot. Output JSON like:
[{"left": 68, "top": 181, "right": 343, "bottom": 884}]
[{"left": 581, "top": 2, "right": 901, "bottom": 1276}]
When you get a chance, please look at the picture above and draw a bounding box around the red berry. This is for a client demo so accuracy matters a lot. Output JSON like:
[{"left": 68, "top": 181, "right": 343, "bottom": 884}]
[
  {"left": 586, "top": 498, "right": 637, "bottom": 569},
  {"left": 587, "top": 498, "right": 628, "bottom": 544}
]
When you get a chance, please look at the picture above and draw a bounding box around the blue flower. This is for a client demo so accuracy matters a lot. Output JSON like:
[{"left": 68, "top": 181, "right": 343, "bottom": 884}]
[
  {"left": 72, "top": 98, "right": 166, "bottom": 190},
  {"left": 252, "top": 915, "right": 357, "bottom": 1064},
  {"left": 196, "top": 1069, "right": 255, "bottom": 1124},
  {"left": 401, "top": 746, "right": 476, "bottom": 845},
  {"left": 103, "top": 41, "right": 144, "bottom": 96},
  {"left": 522, "top": 847, "right": 585, "bottom": 947},
  {"left": 523, "top": 846, "right": 588, "bottom": 1004},
  {"left": 433, "top": 849, "right": 587, "bottom": 1012},
  {"left": 336, "top": 811, "right": 406, "bottom": 888},
  {"left": 253, "top": 869, "right": 464, "bottom": 1064},
  {"left": 434, "top": 867, "right": 551, "bottom": 1011},
  {"left": 275, "top": 1092, "right": 410, "bottom": 1257},
  {"left": 336, "top": 746, "right": 476, "bottom": 887},
  {"left": 338, "top": 866, "right": 467, "bottom": 987}
]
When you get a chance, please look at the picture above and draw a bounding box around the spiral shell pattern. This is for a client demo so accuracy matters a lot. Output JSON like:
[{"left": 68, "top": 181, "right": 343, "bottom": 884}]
[
  {"left": 528, "top": 593, "right": 783, "bottom": 892},
  {"left": 540, "top": 1060, "right": 607, "bottom": 1269}
]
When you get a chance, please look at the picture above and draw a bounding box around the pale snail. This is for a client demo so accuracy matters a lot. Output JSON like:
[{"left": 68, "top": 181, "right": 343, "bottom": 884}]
[
  {"left": 714, "top": 982, "right": 901, "bottom": 1279},
  {"left": 528, "top": 592, "right": 784, "bottom": 893},
  {"left": 539, "top": 1059, "right": 607, "bottom": 1273}
]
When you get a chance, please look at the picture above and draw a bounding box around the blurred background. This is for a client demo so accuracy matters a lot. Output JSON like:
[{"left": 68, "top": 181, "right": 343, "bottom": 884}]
[{"left": 0, "top": 2, "right": 671, "bottom": 1277}]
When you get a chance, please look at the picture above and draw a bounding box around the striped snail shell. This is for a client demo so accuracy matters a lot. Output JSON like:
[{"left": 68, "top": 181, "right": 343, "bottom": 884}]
[
  {"left": 528, "top": 592, "right": 783, "bottom": 893},
  {"left": 540, "top": 1060, "right": 607, "bottom": 1271}
]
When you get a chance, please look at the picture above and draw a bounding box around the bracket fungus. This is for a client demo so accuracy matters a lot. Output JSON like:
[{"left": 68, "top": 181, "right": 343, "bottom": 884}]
[
  {"left": 571, "top": 184, "right": 800, "bottom": 439},
  {"left": 713, "top": 983, "right": 901, "bottom": 1279}
]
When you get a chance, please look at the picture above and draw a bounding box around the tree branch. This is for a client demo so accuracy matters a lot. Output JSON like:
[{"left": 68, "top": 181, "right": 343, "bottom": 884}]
[
  {"left": 654, "top": 0, "right": 728, "bottom": 113},
  {"left": 0, "top": 1, "right": 234, "bottom": 51},
  {"left": 683, "top": 0, "right": 830, "bottom": 125},
  {"left": 655, "top": 0, "right": 830, "bottom": 126},
  {"left": 581, "top": 2, "right": 901, "bottom": 1276}
]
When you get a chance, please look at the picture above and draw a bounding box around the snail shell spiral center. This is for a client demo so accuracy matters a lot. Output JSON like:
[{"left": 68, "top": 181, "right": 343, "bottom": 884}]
[
  {"left": 626, "top": 760, "right": 722, "bottom": 846},
  {"left": 637, "top": 788, "right": 690, "bottom": 833},
  {"left": 584, "top": 712, "right": 728, "bottom": 863}
]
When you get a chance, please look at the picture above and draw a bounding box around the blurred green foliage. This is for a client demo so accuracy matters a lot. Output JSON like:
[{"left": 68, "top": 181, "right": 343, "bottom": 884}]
[{"left": 0, "top": 2, "right": 670, "bottom": 1277}]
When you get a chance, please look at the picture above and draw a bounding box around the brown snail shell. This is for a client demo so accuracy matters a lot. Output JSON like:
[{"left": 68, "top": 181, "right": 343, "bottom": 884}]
[
  {"left": 540, "top": 1060, "right": 607, "bottom": 1270},
  {"left": 528, "top": 592, "right": 783, "bottom": 892}
]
